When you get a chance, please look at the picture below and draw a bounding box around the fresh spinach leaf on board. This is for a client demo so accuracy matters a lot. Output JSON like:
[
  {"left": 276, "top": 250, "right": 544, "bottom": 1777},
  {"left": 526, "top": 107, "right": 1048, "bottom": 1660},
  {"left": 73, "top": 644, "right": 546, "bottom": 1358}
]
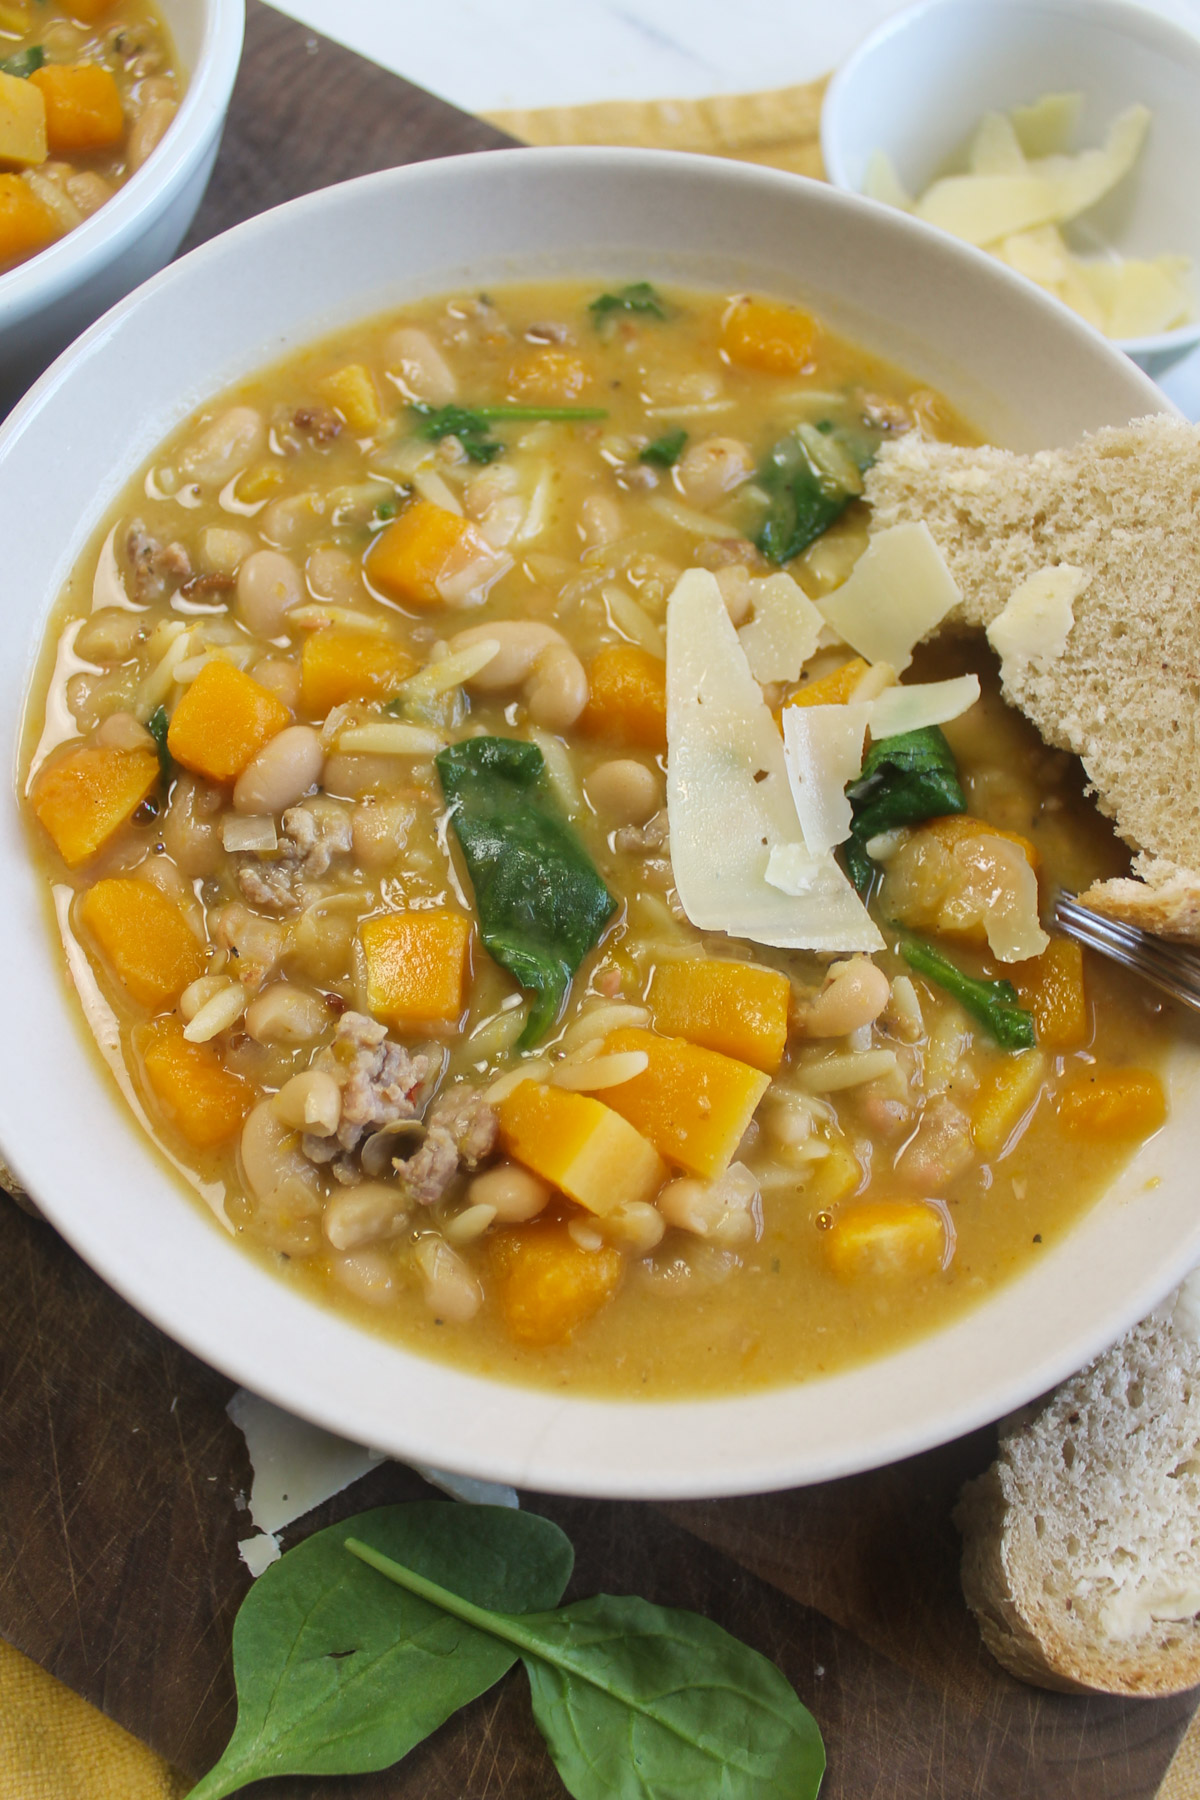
[
  {"left": 588, "top": 280, "right": 669, "bottom": 324},
  {"left": 347, "top": 1534, "right": 827, "bottom": 1800},
  {"left": 639, "top": 427, "right": 688, "bottom": 466},
  {"left": 841, "top": 726, "right": 966, "bottom": 893},
  {"left": 899, "top": 932, "right": 1037, "bottom": 1050},
  {"left": 437, "top": 736, "right": 617, "bottom": 1046},
  {"left": 186, "top": 1503, "right": 573, "bottom": 1800},
  {"left": 412, "top": 401, "right": 610, "bottom": 463}
]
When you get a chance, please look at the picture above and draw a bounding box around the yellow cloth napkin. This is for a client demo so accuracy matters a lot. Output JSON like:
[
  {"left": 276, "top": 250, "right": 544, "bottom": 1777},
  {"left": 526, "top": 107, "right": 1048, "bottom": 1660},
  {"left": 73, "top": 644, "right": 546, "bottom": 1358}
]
[{"left": 5, "top": 67, "right": 1199, "bottom": 1800}]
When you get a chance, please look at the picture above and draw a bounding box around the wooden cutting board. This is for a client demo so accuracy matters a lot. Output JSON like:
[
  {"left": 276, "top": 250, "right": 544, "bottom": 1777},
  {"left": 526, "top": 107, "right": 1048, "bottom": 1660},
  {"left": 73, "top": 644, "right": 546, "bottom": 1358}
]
[{"left": 1, "top": 5, "right": 1195, "bottom": 1795}]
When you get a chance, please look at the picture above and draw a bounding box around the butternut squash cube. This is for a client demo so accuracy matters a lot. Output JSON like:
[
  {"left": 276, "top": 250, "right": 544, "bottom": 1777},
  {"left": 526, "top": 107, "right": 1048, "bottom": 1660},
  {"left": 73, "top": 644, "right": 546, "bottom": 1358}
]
[
  {"left": 300, "top": 627, "right": 418, "bottom": 716},
  {"left": 497, "top": 1080, "right": 668, "bottom": 1216},
  {"left": 63, "top": 0, "right": 118, "bottom": 17},
  {"left": 781, "top": 656, "right": 870, "bottom": 712},
  {"left": 491, "top": 1222, "right": 623, "bottom": 1347},
  {"left": 78, "top": 877, "right": 206, "bottom": 1009},
  {"left": 806, "top": 1136, "right": 864, "bottom": 1209},
  {"left": 30, "top": 743, "right": 158, "bottom": 867},
  {"left": 507, "top": 349, "right": 591, "bottom": 402},
  {"left": 971, "top": 1049, "right": 1046, "bottom": 1158},
  {"left": 824, "top": 1199, "right": 946, "bottom": 1281},
  {"left": 31, "top": 63, "right": 123, "bottom": 156},
  {"left": 722, "top": 298, "right": 818, "bottom": 374},
  {"left": 579, "top": 644, "right": 667, "bottom": 753},
  {"left": 648, "top": 957, "right": 790, "bottom": 1073},
  {"left": 141, "top": 1020, "right": 249, "bottom": 1150},
  {"left": 0, "top": 171, "right": 54, "bottom": 268},
  {"left": 361, "top": 909, "right": 472, "bottom": 1030},
  {"left": 315, "top": 362, "right": 384, "bottom": 434},
  {"left": 166, "top": 660, "right": 291, "bottom": 784},
  {"left": 599, "top": 1027, "right": 771, "bottom": 1179},
  {"left": 1013, "top": 938, "right": 1088, "bottom": 1050},
  {"left": 0, "top": 70, "right": 46, "bottom": 169},
  {"left": 365, "top": 499, "right": 474, "bottom": 606},
  {"left": 1057, "top": 1067, "right": 1166, "bottom": 1140}
]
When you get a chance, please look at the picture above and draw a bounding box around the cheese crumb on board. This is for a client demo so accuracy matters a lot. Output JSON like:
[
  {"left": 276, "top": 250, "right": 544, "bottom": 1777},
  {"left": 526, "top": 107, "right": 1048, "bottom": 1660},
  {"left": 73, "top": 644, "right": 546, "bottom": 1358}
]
[{"left": 666, "top": 569, "right": 882, "bottom": 953}]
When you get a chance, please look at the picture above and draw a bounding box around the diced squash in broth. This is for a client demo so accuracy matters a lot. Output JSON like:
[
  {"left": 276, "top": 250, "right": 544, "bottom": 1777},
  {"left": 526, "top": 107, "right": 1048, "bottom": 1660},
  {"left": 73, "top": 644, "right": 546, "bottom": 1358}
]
[
  {"left": 31, "top": 64, "right": 124, "bottom": 156},
  {"left": 0, "top": 70, "right": 47, "bottom": 169},
  {"left": 361, "top": 910, "right": 472, "bottom": 1029},
  {"left": 824, "top": 1200, "right": 946, "bottom": 1281},
  {"left": 782, "top": 657, "right": 871, "bottom": 712},
  {"left": 599, "top": 1027, "right": 771, "bottom": 1179},
  {"left": 30, "top": 744, "right": 158, "bottom": 866},
  {"left": 300, "top": 627, "right": 418, "bottom": 714},
  {"left": 497, "top": 1081, "right": 668, "bottom": 1215},
  {"left": 140, "top": 1019, "right": 250, "bottom": 1149},
  {"left": 315, "top": 363, "right": 384, "bottom": 434},
  {"left": 0, "top": 173, "right": 55, "bottom": 267},
  {"left": 579, "top": 644, "right": 667, "bottom": 752},
  {"left": 1014, "top": 938, "right": 1088, "bottom": 1050},
  {"left": 365, "top": 500, "right": 474, "bottom": 605},
  {"left": 1057, "top": 1067, "right": 1166, "bottom": 1139},
  {"left": 78, "top": 877, "right": 205, "bottom": 1009},
  {"left": 166, "top": 661, "right": 291, "bottom": 784},
  {"left": 490, "top": 1223, "right": 624, "bottom": 1346},
  {"left": 722, "top": 298, "right": 818, "bottom": 373},
  {"left": 648, "top": 958, "right": 790, "bottom": 1073},
  {"left": 971, "top": 1049, "right": 1046, "bottom": 1158}
]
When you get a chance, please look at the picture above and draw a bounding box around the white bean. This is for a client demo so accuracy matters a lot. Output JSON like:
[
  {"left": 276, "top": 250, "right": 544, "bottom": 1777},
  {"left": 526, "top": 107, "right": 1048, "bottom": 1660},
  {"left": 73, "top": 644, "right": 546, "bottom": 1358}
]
[
  {"left": 179, "top": 406, "right": 265, "bottom": 487},
  {"left": 245, "top": 1177, "right": 323, "bottom": 1258},
  {"left": 675, "top": 437, "right": 755, "bottom": 510},
  {"left": 586, "top": 759, "right": 660, "bottom": 826},
  {"left": 351, "top": 798, "right": 414, "bottom": 870},
  {"left": 200, "top": 525, "right": 255, "bottom": 576},
  {"left": 76, "top": 611, "right": 147, "bottom": 664},
  {"left": 324, "top": 1182, "right": 413, "bottom": 1252},
  {"left": 798, "top": 958, "right": 891, "bottom": 1039},
  {"left": 306, "top": 544, "right": 363, "bottom": 605},
  {"left": 250, "top": 658, "right": 302, "bottom": 709},
  {"left": 466, "top": 1162, "right": 550, "bottom": 1223},
  {"left": 260, "top": 493, "right": 322, "bottom": 549},
  {"left": 600, "top": 1200, "right": 665, "bottom": 1254},
  {"left": 448, "top": 622, "right": 588, "bottom": 729},
  {"left": 414, "top": 1236, "right": 482, "bottom": 1323},
  {"left": 239, "top": 1101, "right": 318, "bottom": 1203},
  {"left": 328, "top": 1250, "right": 397, "bottom": 1305},
  {"left": 244, "top": 982, "right": 329, "bottom": 1045},
  {"left": 233, "top": 726, "right": 324, "bottom": 816},
  {"left": 127, "top": 96, "right": 177, "bottom": 171},
  {"left": 161, "top": 775, "right": 224, "bottom": 878},
  {"left": 272, "top": 1069, "right": 341, "bottom": 1135},
  {"left": 385, "top": 325, "right": 458, "bottom": 404},
  {"left": 236, "top": 549, "right": 303, "bottom": 637},
  {"left": 92, "top": 709, "right": 154, "bottom": 753}
]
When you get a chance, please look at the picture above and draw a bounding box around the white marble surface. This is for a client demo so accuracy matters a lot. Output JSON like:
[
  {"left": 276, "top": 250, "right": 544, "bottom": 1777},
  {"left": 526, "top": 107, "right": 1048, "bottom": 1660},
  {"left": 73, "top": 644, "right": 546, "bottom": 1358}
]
[{"left": 272, "top": 0, "right": 1200, "bottom": 113}]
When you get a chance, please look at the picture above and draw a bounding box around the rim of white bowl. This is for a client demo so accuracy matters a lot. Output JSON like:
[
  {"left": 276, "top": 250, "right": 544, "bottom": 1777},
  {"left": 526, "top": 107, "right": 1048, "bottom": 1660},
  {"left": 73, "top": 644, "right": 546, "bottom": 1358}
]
[
  {"left": 821, "top": 0, "right": 1200, "bottom": 360},
  {"left": 0, "top": 0, "right": 244, "bottom": 326},
  {"left": 1, "top": 145, "right": 1194, "bottom": 1500}
]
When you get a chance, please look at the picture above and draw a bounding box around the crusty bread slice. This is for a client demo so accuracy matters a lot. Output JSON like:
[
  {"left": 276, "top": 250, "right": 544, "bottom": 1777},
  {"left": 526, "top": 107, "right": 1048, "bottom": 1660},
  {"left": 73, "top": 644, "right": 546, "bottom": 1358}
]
[
  {"left": 955, "top": 1275, "right": 1200, "bottom": 1696},
  {"left": 865, "top": 418, "right": 1200, "bottom": 939}
]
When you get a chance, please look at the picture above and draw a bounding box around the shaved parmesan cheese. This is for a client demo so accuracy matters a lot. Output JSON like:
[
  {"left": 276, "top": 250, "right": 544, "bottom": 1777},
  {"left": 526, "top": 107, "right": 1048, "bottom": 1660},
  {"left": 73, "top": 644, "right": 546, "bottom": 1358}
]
[
  {"left": 666, "top": 569, "right": 882, "bottom": 953},
  {"left": 916, "top": 172, "right": 1058, "bottom": 246},
  {"left": 968, "top": 111, "right": 1027, "bottom": 177},
  {"left": 987, "top": 565, "right": 1085, "bottom": 678},
  {"left": 817, "top": 522, "right": 962, "bottom": 672},
  {"left": 869, "top": 93, "right": 1193, "bottom": 341},
  {"left": 764, "top": 843, "right": 853, "bottom": 901},
  {"left": 863, "top": 149, "right": 912, "bottom": 211},
  {"left": 1011, "top": 91, "right": 1081, "bottom": 159},
  {"left": 868, "top": 673, "right": 981, "bottom": 738},
  {"left": 781, "top": 702, "right": 870, "bottom": 855},
  {"left": 737, "top": 571, "right": 823, "bottom": 684}
]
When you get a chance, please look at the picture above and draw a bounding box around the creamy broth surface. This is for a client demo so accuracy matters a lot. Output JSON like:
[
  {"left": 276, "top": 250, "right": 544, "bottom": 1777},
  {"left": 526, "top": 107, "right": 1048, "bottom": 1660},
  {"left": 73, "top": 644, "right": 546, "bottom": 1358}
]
[{"left": 20, "top": 280, "right": 1172, "bottom": 1398}]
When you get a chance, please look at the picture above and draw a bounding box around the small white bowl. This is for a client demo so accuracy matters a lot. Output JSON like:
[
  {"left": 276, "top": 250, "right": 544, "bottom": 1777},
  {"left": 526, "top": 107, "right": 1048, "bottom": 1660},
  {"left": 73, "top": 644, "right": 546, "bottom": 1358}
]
[
  {"left": 2, "top": 148, "right": 1197, "bottom": 1499},
  {"left": 0, "top": 0, "right": 243, "bottom": 408},
  {"left": 821, "top": 0, "right": 1200, "bottom": 374}
]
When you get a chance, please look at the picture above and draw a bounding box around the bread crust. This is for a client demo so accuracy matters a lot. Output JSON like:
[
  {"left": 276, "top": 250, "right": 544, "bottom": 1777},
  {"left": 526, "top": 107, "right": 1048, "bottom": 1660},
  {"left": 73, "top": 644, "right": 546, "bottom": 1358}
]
[
  {"left": 955, "top": 1295, "right": 1200, "bottom": 1696},
  {"left": 866, "top": 420, "right": 1200, "bottom": 935}
]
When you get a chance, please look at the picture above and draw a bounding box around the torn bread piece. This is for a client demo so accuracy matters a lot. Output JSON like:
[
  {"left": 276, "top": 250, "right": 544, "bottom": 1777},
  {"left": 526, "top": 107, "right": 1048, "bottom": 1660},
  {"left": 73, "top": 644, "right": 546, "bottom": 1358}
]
[
  {"left": 956, "top": 1272, "right": 1200, "bottom": 1696},
  {"left": 864, "top": 417, "right": 1200, "bottom": 938}
]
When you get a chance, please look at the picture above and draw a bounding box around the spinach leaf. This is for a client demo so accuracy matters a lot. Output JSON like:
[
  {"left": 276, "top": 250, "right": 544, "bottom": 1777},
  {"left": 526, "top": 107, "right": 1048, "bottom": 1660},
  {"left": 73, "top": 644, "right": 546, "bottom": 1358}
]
[
  {"left": 639, "top": 426, "right": 688, "bottom": 467},
  {"left": 347, "top": 1536, "right": 826, "bottom": 1800},
  {"left": 412, "top": 400, "right": 609, "bottom": 463},
  {"left": 186, "top": 1504, "right": 573, "bottom": 1800},
  {"left": 898, "top": 932, "right": 1036, "bottom": 1050},
  {"left": 146, "top": 704, "right": 172, "bottom": 786},
  {"left": 0, "top": 44, "right": 44, "bottom": 76},
  {"left": 754, "top": 419, "right": 871, "bottom": 565},
  {"left": 841, "top": 726, "right": 966, "bottom": 893},
  {"left": 437, "top": 737, "right": 616, "bottom": 1046},
  {"left": 588, "top": 280, "right": 668, "bottom": 323}
]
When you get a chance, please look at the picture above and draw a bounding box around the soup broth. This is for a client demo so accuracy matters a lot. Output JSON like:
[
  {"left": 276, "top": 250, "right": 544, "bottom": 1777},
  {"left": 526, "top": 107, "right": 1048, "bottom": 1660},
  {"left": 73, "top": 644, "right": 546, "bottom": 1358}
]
[{"left": 20, "top": 279, "right": 1171, "bottom": 1398}]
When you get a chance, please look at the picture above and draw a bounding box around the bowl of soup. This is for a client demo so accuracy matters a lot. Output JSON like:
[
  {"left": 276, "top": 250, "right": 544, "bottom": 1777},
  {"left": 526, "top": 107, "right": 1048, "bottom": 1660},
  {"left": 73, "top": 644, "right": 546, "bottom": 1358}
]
[
  {"left": 4, "top": 147, "right": 1197, "bottom": 1498},
  {"left": 0, "top": 0, "right": 243, "bottom": 408}
]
